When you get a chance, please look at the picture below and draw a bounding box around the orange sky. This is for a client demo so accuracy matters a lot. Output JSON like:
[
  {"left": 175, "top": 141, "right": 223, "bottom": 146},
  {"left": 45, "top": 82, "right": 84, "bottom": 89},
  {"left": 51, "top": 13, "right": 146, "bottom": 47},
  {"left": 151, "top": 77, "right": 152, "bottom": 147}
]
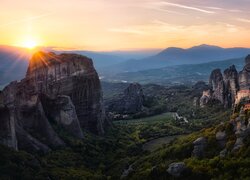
[{"left": 1, "top": 0, "right": 250, "bottom": 51}]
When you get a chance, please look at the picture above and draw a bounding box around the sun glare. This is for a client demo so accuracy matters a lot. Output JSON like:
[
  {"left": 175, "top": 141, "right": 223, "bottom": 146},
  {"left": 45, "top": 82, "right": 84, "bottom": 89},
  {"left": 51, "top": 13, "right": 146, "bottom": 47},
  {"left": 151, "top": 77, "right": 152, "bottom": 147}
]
[{"left": 22, "top": 40, "right": 38, "bottom": 49}]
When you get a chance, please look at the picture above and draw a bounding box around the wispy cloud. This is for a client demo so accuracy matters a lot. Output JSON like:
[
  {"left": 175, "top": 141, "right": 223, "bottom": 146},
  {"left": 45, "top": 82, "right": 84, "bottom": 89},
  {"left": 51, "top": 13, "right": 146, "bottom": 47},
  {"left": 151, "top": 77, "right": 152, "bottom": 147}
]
[
  {"left": 237, "top": 18, "right": 250, "bottom": 23},
  {"left": 150, "top": 7, "right": 187, "bottom": 15},
  {"left": 159, "top": 1, "right": 215, "bottom": 14},
  {"left": 0, "top": 12, "right": 52, "bottom": 27},
  {"left": 206, "top": 7, "right": 223, "bottom": 10},
  {"left": 108, "top": 28, "right": 147, "bottom": 35}
]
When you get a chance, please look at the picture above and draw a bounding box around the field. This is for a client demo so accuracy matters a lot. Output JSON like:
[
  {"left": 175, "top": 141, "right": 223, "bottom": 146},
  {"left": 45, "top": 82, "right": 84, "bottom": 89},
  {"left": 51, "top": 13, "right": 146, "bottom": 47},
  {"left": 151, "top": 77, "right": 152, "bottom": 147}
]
[
  {"left": 113, "top": 112, "right": 188, "bottom": 144},
  {"left": 114, "top": 112, "right": 174, "bottom": 125}
]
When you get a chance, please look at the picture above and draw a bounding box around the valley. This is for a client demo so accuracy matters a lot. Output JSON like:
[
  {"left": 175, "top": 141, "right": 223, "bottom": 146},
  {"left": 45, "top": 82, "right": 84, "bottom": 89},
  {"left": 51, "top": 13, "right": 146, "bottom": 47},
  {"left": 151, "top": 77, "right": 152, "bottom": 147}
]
[{"left": 2, "top": 0, "right": 250, "bottom": 179}]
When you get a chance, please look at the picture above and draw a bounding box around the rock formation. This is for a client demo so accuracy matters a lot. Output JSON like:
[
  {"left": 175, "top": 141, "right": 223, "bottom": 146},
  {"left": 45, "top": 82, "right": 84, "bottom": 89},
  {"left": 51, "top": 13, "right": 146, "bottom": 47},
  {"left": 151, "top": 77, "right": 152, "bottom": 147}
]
[
  {"left": 192, "top": 137, "right": 206, "bottom": 158},
  {"left": 0, "top": 105, "right": 17, "bottom": 150},
  {"left": 106, "top": 83, "right": 144, "bottom": 114},
  {"left": 167, "top": 162, "right": 187, "bottom": 177},
  {"left": 209, "top": 69, "right": 226, "bottom": 104},
  {"left": 0, "top": 51, "right": 106, "bottom": 152},
  {"left": 216, "top": 131, "right": 226, "bottom": 148},
  {"left": 239, "top": 55, "right": 250, "bottom": 90},
  {"left": 223, "top": 65, "right": 239, "bottom": 107},
  {"left": 200, "top": 64, "right": 239, "bottom": 107},
  {"left": 199, "top": 89, "right": 212, "bottom": 108}
]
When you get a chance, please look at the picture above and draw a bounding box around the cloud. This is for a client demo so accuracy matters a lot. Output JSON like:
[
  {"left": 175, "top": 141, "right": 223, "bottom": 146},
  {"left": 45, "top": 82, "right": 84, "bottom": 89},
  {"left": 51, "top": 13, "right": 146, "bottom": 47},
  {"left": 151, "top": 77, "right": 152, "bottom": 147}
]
[
  {"left": 206, "top": 7, "right": 223, "bottom": 10},
  {"left": 0, "top": 12, "right": 53, "bottom": 27},
  {"left": 237, "top": 18, "right": 250, "bottom": 23},
  {"left": 108, "top": 28, "right": 147, "bottom": 35},
  {"left": 150, "top": 7, "right": 187, "bottom": 15},
  {"left": 158, "top": 1, "right": 215, "bottom": 14}
]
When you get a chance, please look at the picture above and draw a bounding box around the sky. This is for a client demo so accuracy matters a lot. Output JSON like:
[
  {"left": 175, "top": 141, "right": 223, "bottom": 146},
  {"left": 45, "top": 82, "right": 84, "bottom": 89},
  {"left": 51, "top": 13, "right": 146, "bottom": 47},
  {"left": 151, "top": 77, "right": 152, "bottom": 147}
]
[{"left": 0, "top": 0, "right": 250, "bottom": 51}]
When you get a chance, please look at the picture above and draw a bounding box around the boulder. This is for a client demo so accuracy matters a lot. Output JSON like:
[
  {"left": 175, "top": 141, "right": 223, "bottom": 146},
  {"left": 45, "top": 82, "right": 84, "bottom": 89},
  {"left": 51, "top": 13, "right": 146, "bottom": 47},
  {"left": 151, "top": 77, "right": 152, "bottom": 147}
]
[
  {"left": 232, "top": 137, "right": 244, "bottom": 152},
  {"left": 216, "top": 131, "right": 226, "bottom": 147},
  {"left": 219, "top": 148, "right": 227, "bottom": 158},
  {"left": 167, "top": 162, "right": 186, "bottom": 177},
  {"left": 192, "top": 137, "right": 207, "bottom": 158}
]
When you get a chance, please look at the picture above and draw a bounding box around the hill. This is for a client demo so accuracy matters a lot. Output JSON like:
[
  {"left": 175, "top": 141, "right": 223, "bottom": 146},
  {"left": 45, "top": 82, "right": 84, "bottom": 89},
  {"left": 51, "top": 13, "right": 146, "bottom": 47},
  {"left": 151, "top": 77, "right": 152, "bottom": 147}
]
[
  {"left": 101, "top": 45, "right": 250, "bottom": 73},
  {"left": 102, "top": 57, "right": 245, "bottom": 85}
]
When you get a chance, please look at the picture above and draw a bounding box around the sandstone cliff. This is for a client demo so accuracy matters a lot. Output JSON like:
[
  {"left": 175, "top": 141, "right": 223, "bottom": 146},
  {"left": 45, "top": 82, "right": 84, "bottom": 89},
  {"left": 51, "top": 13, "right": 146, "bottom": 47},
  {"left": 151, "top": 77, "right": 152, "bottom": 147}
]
[
  {"left": 201, "top": 55, "right": 250, "bottom": 108},
  {"left": 0, "top": 51, "right": 106, "bottom": 152}
]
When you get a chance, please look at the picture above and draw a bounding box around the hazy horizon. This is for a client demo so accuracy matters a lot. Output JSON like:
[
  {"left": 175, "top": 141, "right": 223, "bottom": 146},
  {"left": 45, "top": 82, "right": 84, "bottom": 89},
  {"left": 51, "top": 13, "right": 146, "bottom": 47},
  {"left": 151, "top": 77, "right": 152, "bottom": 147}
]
[{"left": 1, "top": 0, "right": 250, "bottom": 51}]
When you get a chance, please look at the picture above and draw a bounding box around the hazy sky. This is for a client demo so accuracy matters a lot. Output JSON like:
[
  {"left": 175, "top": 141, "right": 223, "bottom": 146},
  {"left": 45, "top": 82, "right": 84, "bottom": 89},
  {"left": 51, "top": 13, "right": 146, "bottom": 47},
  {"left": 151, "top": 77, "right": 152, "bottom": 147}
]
[{"left": 1, "top": 0, "right": 250, "bottom": 50}]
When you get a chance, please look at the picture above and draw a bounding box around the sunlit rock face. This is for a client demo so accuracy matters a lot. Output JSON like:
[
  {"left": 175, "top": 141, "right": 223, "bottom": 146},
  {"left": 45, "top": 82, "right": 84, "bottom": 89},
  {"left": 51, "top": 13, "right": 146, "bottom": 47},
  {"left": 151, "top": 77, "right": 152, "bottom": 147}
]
[
  {"left": 202, "top": 55, "right": 250, "bottom": 107},
  {"left": 235, "top": 55, "right": 250, "bottom": 104},
  {"left": 26, "top": 52, "right": 105, "bottom": 135},
  {"left": 0, "top": 52, "right": 106, "bottom": 152}
]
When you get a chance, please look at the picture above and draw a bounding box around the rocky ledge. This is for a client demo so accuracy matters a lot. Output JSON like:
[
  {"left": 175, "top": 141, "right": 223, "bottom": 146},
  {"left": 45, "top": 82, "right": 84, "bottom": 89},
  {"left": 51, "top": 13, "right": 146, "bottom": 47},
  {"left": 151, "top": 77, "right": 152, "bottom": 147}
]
[{"left": 0, "top": 51, "right": 107, "bottom": 153}]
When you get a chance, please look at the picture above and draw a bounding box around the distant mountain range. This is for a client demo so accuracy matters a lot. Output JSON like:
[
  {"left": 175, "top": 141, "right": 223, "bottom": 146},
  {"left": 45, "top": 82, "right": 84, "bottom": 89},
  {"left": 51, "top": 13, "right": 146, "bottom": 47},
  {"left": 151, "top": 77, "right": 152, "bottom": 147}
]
[
  {"left": 0, "top": 44, "right": 249, "bottom": 88},
  {"left": 102, "top": 57, "right": 245, "bottom": 85},
  {"left": 100, "top": 44, "right": 250, "bottom": 74}
]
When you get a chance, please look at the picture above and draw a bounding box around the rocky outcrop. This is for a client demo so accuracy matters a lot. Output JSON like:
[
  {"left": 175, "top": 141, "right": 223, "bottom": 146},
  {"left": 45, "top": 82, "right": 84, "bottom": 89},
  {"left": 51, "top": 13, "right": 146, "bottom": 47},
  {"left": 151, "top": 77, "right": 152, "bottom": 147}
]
[
  {"left": 26, "top": 52, "right": 105, "bottom": 135},
  {"left": 192, "top": 137, "right": 207, "bottom": 158},
  {"left": 223, "top": 65, "right": 239, "bottom": 107},
  {"left": 209, "top": 69, "right": 225, "bottom": 104},
  {"left": 239, "top": 55, "right": 250, "bottom": 90},
  {"left": 216, "top": 131, "right": 226, "bottom": 148},
  {"left": 107, "top": 83, "right": 144, "bottom": 114},
  {"left": 200, "top": 89, "right": 212, "bottom": 107},
  {"left": 167, "top": 162, "right": 187, "bottom": 177},
  {"left": 201, "top": 55, "right": 250, "bottom": 108},
  {"left": 0, "top": 105, "right": 17, "bottom": 150},
  {"left": 41, "top": 95, "right": 84, "bottom": 139},
  {"left": 201, "top": 64, "right": 239, "bottom": 108},
  {"left": 230, "top": 107, "right": 250, "bottom": 152},
  {"left": 0, "top": 51, "right": 106, "bottom": 152}
]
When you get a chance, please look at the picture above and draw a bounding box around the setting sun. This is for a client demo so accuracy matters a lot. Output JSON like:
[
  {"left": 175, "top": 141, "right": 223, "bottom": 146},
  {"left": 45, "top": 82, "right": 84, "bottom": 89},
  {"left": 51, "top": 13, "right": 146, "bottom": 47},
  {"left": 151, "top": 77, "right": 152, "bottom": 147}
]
[{"left": 21, "top": 40, "right": 37, "bottom": 49}]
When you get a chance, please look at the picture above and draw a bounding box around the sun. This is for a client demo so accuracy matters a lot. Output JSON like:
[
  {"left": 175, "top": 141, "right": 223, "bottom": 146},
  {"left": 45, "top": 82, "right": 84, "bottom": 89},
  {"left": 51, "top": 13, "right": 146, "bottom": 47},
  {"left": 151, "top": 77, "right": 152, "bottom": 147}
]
[{"left": 22, "top": 40, "right": 38, "bottom": 49}]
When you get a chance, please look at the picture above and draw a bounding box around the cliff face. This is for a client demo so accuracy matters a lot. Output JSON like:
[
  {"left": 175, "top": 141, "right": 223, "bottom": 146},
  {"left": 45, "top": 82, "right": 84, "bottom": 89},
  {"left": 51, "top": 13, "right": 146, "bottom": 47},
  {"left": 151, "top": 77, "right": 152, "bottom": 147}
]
[
  {"left": 26, "top": 52, "right": 105, "bottom": 134},
  {"left": 106, "top": 83, "right": 144, "bottom": 114},
  {"left": 223, "top": 65, "right": 239, "bottom": 107},
  {"left": 238, "top": 55, "right": 250, "bottom": 90},
  {"left": 0, "top": 51, "right": 106, "bottom": 152},
  {"left": 201, "top": 55, "right": 250, "bottom": 108},
  {"left": 209, "top": 69, "right": 225, "bottom": 104}
]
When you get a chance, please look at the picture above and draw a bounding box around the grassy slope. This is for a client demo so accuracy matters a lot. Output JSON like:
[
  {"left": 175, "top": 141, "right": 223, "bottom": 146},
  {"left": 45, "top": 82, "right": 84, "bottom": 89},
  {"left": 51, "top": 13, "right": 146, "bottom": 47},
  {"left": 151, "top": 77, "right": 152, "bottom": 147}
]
[{"left": 0, "top": 104, "right": 231, "bottom": 179}]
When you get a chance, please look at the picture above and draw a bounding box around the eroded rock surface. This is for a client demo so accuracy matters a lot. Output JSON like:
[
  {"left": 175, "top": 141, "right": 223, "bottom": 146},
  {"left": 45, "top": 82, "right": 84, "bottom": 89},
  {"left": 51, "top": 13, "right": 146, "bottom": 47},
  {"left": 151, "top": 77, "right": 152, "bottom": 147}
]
[
  {"left": 0, "top": 51, "right": 106, "bottom": 152},
  {"left": 209, "top": 69, "right": 225, "bottom": 104},
  {"left": 107, "top": 83, "right": 144, "bottom": 114}
]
